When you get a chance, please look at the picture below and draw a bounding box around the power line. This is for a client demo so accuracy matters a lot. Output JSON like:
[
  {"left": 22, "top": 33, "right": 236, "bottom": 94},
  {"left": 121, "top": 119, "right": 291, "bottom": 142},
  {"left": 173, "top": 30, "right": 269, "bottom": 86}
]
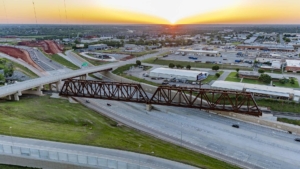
[
  {"left": 64, "top": 0, "right": 68, "bottom": 24},
  {"left": 32, "top": 1, "right": 38, "bottom": 25},
  {"left": 2, "top": 0, "right": 8, "bottom": 24}
]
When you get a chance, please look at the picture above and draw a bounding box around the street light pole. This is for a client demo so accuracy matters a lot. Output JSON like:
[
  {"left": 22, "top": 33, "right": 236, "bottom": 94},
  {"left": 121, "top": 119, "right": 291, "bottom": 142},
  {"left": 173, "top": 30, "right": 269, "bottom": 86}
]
[
  {"left": 9, "top": 126, "right": 13, "bottom": 144},
  {"left": 180, "top": 123, "right": 183, "bottom": 146},
  {"left": 138, "top": 144, "right": 141, "bottom": 169}
]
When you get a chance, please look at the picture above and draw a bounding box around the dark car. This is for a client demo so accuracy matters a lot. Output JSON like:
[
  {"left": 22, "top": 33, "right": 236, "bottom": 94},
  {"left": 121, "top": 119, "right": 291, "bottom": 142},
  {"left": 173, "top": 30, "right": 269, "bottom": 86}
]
[
  {"left": 295, "top": 138, "right": 300, "bottom": 142},
  {"left": 85, "top": 100, "right": 90, "bottom": 103},
  {"left": 232, "top": 124, "right": 239, "bottom": 128},
  {"left": 107, "top": 103, "right": 111, "bottom": 106}
]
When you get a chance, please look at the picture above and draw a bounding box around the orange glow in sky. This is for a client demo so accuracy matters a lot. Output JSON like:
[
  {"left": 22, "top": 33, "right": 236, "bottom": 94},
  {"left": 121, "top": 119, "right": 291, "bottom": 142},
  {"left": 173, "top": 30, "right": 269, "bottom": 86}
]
[{"left": 0, "top": 0, "right": 299, "bottom": 24}]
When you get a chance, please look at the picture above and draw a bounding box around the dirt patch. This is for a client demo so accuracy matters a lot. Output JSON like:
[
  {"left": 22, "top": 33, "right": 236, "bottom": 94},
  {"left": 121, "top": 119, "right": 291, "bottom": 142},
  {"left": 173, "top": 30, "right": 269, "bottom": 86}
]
[
  {"left": 0, "top": 46, "right": 44, "bottom": 72},
  {"left": 18, "top": 40, "right": 63, "bottom": 54},
  {"left": 120, "top": 55, "right": 135, "bottom": 61}
]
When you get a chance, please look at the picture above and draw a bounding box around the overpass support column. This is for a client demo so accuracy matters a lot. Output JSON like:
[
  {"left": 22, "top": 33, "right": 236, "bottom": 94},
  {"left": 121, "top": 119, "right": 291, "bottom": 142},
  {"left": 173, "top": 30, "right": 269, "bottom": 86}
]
[
  {"left": 56, "top": 80, "right": 61, "bottom": 92},
  {"left": 146, "top": 104, "right": 152, "bottom": 111},
  {"left": 14, "top": 93, "right": 19, "bottom": 101},
  {"left": 85, "top": 73, "right": 88, "bottom": 80}
]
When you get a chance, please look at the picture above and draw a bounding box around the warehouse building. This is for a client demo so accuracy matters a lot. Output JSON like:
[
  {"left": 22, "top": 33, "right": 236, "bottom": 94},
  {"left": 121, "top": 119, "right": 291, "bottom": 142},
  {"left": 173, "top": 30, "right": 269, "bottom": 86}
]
[
  {"left": 149, "top": 68, "right": 208, "bottom": 81},
  {"left": 237, "top": 44, "right": 295, "bottom": 52},
  {"left": 285, "top": 60, "right": 300, "bottom": 72},
  {"left": 88, "top": 44, "right": 108, "bottom": 51},
  {"left": 211, "top": 81, "right": 299, "bottom": 101}
]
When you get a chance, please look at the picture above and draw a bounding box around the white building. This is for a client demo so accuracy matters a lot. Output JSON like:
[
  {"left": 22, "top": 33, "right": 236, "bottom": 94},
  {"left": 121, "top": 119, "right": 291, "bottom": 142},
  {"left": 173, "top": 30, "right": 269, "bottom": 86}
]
[
  {"left": 211, "top": 81, "right": 298, "bottom": 101},
  {"left": 177, "top": 49, "right": 220, "bottom": 57},
  {"left": 149, "top": 68, "right": 208, "bottom": 81}
]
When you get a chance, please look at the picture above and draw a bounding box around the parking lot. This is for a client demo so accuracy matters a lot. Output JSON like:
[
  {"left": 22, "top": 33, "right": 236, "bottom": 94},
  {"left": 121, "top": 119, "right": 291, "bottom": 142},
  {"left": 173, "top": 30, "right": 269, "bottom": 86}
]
[{"left": 161, "top": 52, "right": 255, "bottom": 67}]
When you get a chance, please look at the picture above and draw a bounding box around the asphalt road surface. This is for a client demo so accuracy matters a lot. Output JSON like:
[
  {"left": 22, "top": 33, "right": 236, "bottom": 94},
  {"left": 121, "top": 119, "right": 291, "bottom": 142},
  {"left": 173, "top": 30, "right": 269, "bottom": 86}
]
[{"left": 81, "top": 98, "right": 300, "bottom": 169}]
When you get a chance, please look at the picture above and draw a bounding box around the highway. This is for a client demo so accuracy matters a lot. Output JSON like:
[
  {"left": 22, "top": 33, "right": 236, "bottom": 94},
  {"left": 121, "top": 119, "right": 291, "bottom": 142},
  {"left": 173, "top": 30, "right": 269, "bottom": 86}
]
[
  {"left": 0, "top": 135, "right": 197, "bottom": 169},
  {"left": 63, "top": 51, "right": 300, "bottom": 169},
  {"left": 81, "top": 98, "right": 300, "bottom": 169},
  {"left": 0, "top": 49, "right": 169, "bottom": 98}
]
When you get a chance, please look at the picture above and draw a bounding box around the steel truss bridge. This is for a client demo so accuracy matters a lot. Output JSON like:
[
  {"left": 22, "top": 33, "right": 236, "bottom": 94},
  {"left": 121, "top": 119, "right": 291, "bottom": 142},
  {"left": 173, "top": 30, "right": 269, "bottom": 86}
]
[{"left": 59, "top": 79, "right": 262, "bottom": 116}]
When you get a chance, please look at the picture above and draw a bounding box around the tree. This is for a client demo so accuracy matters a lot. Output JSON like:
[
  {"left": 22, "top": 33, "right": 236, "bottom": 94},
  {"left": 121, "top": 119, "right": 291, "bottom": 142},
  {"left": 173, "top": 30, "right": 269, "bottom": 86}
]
[
  {"left": 169, "top": 63, "right": 175, "bottom": 68},
  {"left": 236, "top": 68, "right": 240, "bottom": 73},
  {"left": 290, "top": 78, "right": 295, "bottom": 84},
  {"left": 176, "top": 64, "right": 182, "bottom": 69},
  {"left": 258, "top": 69, "right": 265, "bottom": 73},
  {"left": 212, "top": 65, "right": 220, "bottom": 71},
  {"left": 136, "top": 60, "right": 141, "bottom": 66},
  {"left": 186, "top": 65, "right": 191, "bottom": 70},
  {"left": 0, "top": 73, "right": 5, "bottom": 84},
  {"left": 259, "top": 74, "right": 272, "bottom": 84},
  {"left": 215, "top": 73, "right": 220, "bottom": 78}
]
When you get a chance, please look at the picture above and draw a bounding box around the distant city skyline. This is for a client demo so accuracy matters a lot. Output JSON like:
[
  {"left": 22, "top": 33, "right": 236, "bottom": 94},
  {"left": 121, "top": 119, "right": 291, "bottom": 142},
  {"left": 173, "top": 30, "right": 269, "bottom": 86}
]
[{"left": 0, "top": 0, "right": 300, "bottom": 25}]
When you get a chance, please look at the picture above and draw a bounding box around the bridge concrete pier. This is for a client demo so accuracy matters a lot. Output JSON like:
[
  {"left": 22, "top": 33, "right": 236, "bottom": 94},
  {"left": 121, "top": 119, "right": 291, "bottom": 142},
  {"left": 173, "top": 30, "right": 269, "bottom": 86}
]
[
  {"left": 79, "top": 74, "right": 88, "bottom": 80},
  {"left": 14, "top": 93, "right": 19, "bottom": 101},
  {"left": 55, "top": 80, "right": 62, "bottom": 92},
  {"left": 146, "top": 104, "right": 152, "bottom": 111}
]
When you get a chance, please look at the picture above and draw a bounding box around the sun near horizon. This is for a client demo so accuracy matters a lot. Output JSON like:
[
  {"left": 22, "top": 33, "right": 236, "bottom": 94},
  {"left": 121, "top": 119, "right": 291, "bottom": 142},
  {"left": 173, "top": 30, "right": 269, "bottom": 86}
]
[{"left": 0, "top": 0, "right": 299, "bottom": 25}]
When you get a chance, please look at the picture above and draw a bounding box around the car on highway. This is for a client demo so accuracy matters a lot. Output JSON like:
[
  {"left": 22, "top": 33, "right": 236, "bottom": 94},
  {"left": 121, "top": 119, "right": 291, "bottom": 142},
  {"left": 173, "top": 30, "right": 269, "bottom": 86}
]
[
  {"left": 295, "top": 138, "right": 300, "bottom": 142},
  {"left": 107, "top": 103, "right": 111, "bottom": 106},
  {"left": 85, "top": 100, "right": 90, "bottom": 103},
  {"left": 232, "top": 124, "right": 239, "bottom": 128}
]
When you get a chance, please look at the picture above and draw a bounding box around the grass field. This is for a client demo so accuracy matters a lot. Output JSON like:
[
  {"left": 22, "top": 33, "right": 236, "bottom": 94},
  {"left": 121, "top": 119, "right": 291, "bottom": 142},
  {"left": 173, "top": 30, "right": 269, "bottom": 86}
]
[
  {"left": 277, "top": 118, "right": 300, "bottom": 126},
  {"left": 1, "top": 58, "right": 38, "bottom": 79},
  {"left": 256, "top": 99, "right": 300, "bottom": 113},
  {"left": 112, "top": 64, "right": 158, "bottom": 86},
  {"left": 242, "top": 78, "right": 267, "bottom": 85},
  {"left": 201, "top": 71, "right": 224, "bottom": 84},
  {"left": 272, "top": 78, "right": 299, "bottom": 88},
  {"left": 48, "top": 54, "right": 80, "bottom": 70},
  {"left": 0, "top": 96, "right": 239, "bottom": 169},
  {"left": 101, "top": 49, "right": 157, "bottom": 58},
  {"left": 225, "top": 72, "right": 241, "bottom": 82},
  {"left": 143, "top": 58, "right": 252, "bottom": 71},
  {"left": 76, "top": 52, "right": 111, "bottom": 66}
]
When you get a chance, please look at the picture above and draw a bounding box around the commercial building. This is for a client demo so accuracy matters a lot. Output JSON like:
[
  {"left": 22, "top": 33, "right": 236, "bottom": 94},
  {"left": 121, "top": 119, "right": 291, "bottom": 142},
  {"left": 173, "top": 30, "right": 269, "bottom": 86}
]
[
  {"left": 211, "top": 81, "right": 299, "bottom": 101},
  {"left": 177, "top": 49, "right": 220, "bottom": 57},
  {"left": 237, "top": 44, "right": 295, "bottom": 52},
  {"left": 149, "top": 68, "right": 208, "bottom": 81},
  {"left": 285, "top": 60, "right": 300, "bottom": 72},
  {"left": 88, "top": 44, "right": 108, "bottom": 51}
]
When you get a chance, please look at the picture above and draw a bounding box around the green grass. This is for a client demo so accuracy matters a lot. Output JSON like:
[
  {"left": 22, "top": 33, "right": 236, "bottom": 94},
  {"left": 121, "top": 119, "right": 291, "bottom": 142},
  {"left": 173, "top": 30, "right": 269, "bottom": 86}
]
[
  {"left": 0, "top": 96, "right": 239, "bottom": 169},
  {"left": 1, "top": 58, "right": 38, "bottom": 79},
  {"left": 201, "top": 71, "right": 224, "bottom": 84},
  {"left": 0, "top": 164, "right": 38, "bottom": 169},
  {"left": 225, "top": 72, "right": 241, "bottom": 82},
  {"left": 256, "top": 99, "right": 300, "bottom": 113},
  {"left": 242, "top": 78, "right": 267, "bottom": 85},
  {"left": 112, "top": 64, "right": 158, "bottom": 86},
  {"left": 231, "top": 42, "right": 241, "bottom": 45},
  {"left": 277, "top": 118, "right": 300, "bottom": 126},
  {"left": 102, "top": 49, "right": 157, "bottom": 58},
  {"left": 272, "top": 78, "right": 299, "bottom": 88},
  {"left": 45, "top": 53, "right": 79, "bottom": 70},
  {"left": 143, "top": 58, "right": 252, "bottom": 71},
  {"left": 76, "top": 52, "right": 112, "bottom": 66}
]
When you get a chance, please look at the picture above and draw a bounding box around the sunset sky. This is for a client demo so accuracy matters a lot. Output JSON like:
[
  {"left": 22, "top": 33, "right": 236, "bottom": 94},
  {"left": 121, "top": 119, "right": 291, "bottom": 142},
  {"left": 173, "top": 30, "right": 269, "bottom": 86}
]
[{"left": 0, "top": 0, "right": 299, "bottom": 24}]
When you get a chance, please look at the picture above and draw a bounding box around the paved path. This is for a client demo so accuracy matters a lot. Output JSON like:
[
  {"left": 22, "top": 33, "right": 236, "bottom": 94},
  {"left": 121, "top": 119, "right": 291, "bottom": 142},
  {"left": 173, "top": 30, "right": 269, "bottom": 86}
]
[{"left": 0, "top": 135, "right": 197, "bottom": 169}]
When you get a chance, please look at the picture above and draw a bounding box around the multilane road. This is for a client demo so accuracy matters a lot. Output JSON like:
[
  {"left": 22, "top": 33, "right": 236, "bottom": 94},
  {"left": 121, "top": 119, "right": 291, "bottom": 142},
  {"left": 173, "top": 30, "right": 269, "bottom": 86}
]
[{"left": 81, "top": 98, "right": 300, "bottom": 169}]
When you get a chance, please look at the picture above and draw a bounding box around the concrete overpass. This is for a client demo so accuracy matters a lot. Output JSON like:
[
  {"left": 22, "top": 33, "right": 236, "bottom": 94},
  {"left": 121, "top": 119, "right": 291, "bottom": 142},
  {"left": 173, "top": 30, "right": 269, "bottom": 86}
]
[{"left": 0, "top": 64, "right": 114, "bottom": 101}]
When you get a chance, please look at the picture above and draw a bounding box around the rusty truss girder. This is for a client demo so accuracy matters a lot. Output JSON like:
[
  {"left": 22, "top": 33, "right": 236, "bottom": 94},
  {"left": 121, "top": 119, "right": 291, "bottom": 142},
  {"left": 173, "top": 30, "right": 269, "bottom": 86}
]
[{"left": 60, "top": 79, "right": 262, "bottom": 116}]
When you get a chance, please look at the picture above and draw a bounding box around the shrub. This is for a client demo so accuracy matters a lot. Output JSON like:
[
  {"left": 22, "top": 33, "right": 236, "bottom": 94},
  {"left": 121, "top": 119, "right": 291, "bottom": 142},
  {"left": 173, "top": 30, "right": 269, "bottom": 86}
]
[
  {"left": 212, "top": 65, "right": 219, "bottom": 71},
  {"left": 258, "top": 69, "right": 265, "bottom": 73},
  {"left": 169, "top": 63, "right": 175, "bottom": 68},
  {"left": 215, "top": 73, "right": 220, "bottom": 77}
]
